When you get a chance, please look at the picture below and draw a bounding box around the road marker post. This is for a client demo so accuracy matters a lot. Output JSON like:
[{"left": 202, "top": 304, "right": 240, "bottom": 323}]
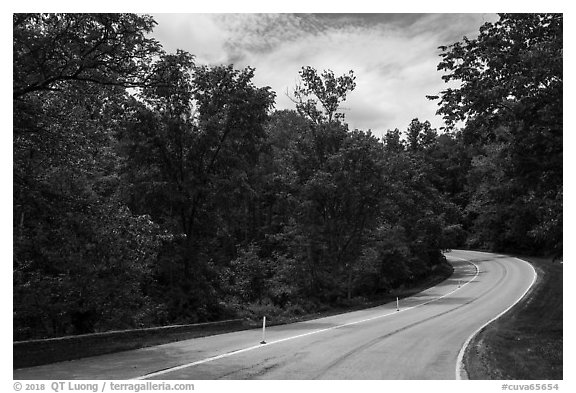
[
  {"left": 260, "top": 316, "right": 267, "bottom": 344},
  {"left": 396, "top": 297, "right": 399, "bottom": 311}
]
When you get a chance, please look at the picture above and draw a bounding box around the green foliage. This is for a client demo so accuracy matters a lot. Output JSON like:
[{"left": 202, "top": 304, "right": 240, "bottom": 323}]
[
  {"left": 118, "top": 54, "right": 276, "bottom": 323},
  {"left": 15, "top": 12, "right": 560, "bottom": 341},
  {"left": 13, "top": 13, "right": 161, "bottom": 99},
  {"left": 432, "top": 14, "right": 561, "bottom": 132},
  {"left": 13, "top": 80, "right": 165, "bottom": 338},
  {"left": 406, "top": 119, "right": 438, "bottom": 152},
  {"left": 292, "top": 66, "right": 356, "bottom": 124},
  {"left": 13, "top": 14, "right": 165, "bottom": 339},
  {"left": 429, "top": 13, "right": 562, "bottom": 257},
  {"left": 258, "top": 108, "right": 456, "bottom": 303}
]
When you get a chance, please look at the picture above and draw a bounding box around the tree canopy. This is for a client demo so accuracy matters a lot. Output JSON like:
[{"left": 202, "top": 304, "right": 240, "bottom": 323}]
[
  {"left": 428, "top": 13, "right": 562, "bottom": 257},
  {"left": 13, "top": 13, "right": 562, "bottom": 340},
  {"left": 13, "top": 13, "right": 161, "bottom": 99}
]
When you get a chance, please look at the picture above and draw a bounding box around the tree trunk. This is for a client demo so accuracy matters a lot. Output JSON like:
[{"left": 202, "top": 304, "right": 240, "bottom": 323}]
[
  {"left": 184, "top": 236, "right": 195, "bottom": 279},
  {"left": 346, "top": 268, "right": 353, "bottom": 301}
]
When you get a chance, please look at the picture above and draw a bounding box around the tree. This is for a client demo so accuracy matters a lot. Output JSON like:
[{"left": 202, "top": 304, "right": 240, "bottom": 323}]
[
  {"left": 15, "top": 13, "right": 489, "bottom": 340},
  {"left": 428, "top": 13, "right": 562, "bottom": 257},
  {"left": 322, "top": 130, "right": 386, "bottom": 300},
  {"left": 13, "top": 13, "right": 161, "bottom": 99},
  {"left": 13, "top": 13, "right": 166, "bottom": 339},
  {"left": 406, "top": 118, "right": 438, "bottom": 152},
  {"left": 430, "top": 14, "right": 561, "bottom": 134},
  {"left": 286, "top": 67, "right": 365, "bottom": 299},
  {"left": 383, "top": 128, "right": 405, "bottom": 152},
  {"left": 13, "top": 76, "right": 159, "bottom": 340},
  {"left": 119, "top": 58, "right": 276, "bottom": 321},
  {"left": 291, "top": 66, "right": 356, "bottom": 125}
]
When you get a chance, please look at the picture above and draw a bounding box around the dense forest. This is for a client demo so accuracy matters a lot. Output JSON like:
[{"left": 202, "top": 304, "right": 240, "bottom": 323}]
[{"left": 13, "top": 13, "right": 562, "bottom": 340}]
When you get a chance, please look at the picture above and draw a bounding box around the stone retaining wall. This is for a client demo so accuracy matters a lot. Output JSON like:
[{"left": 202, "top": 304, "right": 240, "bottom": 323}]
[{"left": 14, "top": 319, "right": 246, "bottom": 369}]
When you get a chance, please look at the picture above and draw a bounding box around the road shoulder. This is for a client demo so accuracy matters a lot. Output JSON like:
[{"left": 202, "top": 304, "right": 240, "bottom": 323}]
[{"left": 463, "top": 255, "right": 562, "bottom": 379}]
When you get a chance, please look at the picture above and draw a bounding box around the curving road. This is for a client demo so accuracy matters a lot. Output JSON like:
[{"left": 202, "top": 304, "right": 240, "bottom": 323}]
[{"left": 14, "top": 250, "right": 536, "bottom": 380}]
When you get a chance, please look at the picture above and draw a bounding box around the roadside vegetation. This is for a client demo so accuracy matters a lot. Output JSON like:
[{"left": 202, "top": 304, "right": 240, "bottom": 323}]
[
  {"left": 464, "top": 255, "right": 562, "bottom": 379},
  {"left": 14, "top": 11, "right": 561, "bottom": 365}
]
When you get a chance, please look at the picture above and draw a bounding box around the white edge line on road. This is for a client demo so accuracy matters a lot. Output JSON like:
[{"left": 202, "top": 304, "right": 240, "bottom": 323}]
[
  {"left": 135, "top": 257, "right": 479, "bottom": 380},
  {"left": 454, "top": 255, "right": 538, "bottom": 380}
]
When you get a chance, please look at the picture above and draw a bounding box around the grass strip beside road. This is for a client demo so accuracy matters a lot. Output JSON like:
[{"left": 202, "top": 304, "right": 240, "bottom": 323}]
[{"left": 464, "top": 255, "right": 562, "bottom": 379}]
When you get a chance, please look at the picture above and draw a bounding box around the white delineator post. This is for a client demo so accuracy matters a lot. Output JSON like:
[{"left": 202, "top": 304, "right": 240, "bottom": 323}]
[
  {"left": 396, "top": 297, "right": 399, "bottom": 311},
  {"left": 260, "top": 316, "right": 267, "bottom": 344}
]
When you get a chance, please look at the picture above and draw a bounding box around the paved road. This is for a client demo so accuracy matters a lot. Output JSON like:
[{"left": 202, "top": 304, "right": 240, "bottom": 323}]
[{"left": 14, "top": 250, "right": 536, "bottom": 380}]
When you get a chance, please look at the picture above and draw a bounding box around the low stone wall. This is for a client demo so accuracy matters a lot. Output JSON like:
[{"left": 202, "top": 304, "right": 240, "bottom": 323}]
[{"left": 14, "top": 319, "right": 246, "bottom": 369}]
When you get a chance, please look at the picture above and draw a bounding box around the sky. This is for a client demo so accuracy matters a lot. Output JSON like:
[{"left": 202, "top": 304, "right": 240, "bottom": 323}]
[{"left": 149, "top": 13, "right": 500, "bottom": 137}]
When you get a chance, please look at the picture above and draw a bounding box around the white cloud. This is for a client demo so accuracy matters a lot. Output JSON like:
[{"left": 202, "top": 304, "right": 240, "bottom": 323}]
[
  {"left": 150, "top": 13, "right": 499, "bottom": 137},
  {"left": 151, "top": 14, "right": 229, "bottom": 64}
]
